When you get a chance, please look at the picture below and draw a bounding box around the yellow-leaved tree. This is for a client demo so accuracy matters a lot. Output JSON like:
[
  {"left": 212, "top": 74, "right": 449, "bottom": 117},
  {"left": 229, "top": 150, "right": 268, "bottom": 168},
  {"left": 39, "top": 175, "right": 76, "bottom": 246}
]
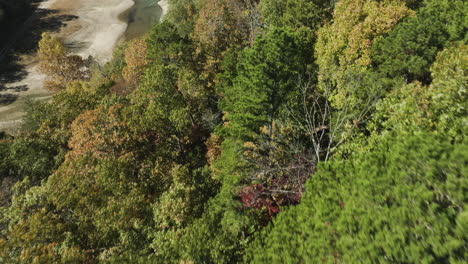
[
  {"left": 315, "top": 0, "right": 414, "bottom": 108},
  {"left": 37, "top": 32, "right": 89, "bottom": 90}
]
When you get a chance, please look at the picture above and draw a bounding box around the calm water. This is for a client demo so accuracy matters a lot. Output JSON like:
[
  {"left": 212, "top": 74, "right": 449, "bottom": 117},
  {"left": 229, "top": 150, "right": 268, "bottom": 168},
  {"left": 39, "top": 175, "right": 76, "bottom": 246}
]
[{"left": 121, "top": 0, "right": 162, "bottom": 40}]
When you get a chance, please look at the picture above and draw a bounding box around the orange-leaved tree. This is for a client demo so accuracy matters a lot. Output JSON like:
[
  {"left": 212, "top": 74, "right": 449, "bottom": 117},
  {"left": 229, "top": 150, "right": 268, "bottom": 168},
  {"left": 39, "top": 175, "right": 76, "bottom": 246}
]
[{"left": 122, "top": 36, "right": 148, "bottom": 89}]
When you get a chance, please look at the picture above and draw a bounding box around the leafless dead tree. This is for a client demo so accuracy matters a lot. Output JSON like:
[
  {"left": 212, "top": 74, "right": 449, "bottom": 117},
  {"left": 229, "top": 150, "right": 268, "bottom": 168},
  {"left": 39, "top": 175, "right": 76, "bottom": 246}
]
[
  {"left": 244, "top": 0, "right": 262, "bottom": 46},
  {"left": 288, "top": 75, "right": 379, "bottom": 163}
]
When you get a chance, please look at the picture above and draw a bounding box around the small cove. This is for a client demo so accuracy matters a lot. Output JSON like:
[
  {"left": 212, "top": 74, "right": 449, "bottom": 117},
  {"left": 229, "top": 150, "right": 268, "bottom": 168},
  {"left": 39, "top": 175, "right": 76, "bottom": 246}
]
[{"left": 120, "top": 0, "right": 163, "bottom": 40}]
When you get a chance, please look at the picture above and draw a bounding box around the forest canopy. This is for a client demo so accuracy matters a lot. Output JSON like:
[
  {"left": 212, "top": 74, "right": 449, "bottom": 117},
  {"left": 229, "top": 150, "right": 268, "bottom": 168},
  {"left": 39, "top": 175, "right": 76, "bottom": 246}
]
[{"left": 0, "top": 0, "right": 466, "bottom": 263}]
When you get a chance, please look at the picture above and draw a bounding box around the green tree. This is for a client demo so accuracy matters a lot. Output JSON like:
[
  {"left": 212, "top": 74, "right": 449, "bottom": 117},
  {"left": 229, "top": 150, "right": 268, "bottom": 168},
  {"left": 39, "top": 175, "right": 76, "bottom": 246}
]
[
  {"left": 146, "top": 21, "right": 194, "bottom": 68},
  {"left": 246, "top": 41, "right": 468, "bottom": 264},
  {"left": 174, "top": 26, "right": 317, "bottom": 263},
  {"left": 371, "top": 0, "right": 467, "bottom": 83},
  {"left": 369, "top": 43, "right": 467, "bottom": 140},
  {"left": 0, "top": 178, "right": 88, "bottom": 263},
  {"left": 164, "top": 0, "right": 198, "bottom": 37},
  {"left": 259, "top": 0, "right": 333, "bottom": 30},
  {"left": 219, "top": 27, "right": 314, "bottom": 140},
  {"left": 247, "top": 131, "right": 467, "bottom": 263}
]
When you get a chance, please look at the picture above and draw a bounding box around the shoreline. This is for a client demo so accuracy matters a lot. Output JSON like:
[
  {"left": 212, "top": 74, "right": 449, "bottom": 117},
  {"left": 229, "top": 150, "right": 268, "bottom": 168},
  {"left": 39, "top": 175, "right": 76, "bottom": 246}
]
[
  {"left": 159, "top": 0, "right": 169, "bottom": 17},
  {"left": 0, "top": 0, "right": 140, "bottom": 133},
  {"left": 64, "top": 0, "right": 135, "bottom": 64},
  {"left": 119, "top": 0, "right": 169, "bottom": 41},
  {"left": 0, "top": 0, "right": 169, "bottom": 133}
]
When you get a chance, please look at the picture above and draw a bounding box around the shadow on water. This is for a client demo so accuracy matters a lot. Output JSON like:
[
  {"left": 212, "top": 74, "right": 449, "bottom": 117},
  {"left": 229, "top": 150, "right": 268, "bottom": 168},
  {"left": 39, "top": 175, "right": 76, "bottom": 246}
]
[{"left": 0, "top": 5, "right": 78, "bottom": 101}]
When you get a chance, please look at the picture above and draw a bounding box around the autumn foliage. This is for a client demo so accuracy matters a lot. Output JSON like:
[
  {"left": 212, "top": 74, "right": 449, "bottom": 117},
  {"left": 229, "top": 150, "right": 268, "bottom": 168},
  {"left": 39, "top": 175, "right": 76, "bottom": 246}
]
[
  {"left": 122, "top": 37, "right": 149, "bottom": 89},
  {"left": 0, "top": 0, "right": 466, "bottom": 263},
  {"left": 37, "top": 33, "right": 89, "bottom": 90}
]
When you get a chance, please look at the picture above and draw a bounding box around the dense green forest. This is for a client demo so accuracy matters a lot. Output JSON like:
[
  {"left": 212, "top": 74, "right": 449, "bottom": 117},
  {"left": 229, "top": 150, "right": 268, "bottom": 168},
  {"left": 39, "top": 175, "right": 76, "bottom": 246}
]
[{"left": 0, "top": 0, "right": 467, "bottom": 263}]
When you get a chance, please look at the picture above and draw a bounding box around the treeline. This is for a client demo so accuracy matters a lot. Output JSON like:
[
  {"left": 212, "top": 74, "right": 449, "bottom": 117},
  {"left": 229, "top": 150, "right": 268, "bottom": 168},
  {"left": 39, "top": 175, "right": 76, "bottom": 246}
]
[{"left": 0, "top": 0, "right": 467, "bottom": 263}]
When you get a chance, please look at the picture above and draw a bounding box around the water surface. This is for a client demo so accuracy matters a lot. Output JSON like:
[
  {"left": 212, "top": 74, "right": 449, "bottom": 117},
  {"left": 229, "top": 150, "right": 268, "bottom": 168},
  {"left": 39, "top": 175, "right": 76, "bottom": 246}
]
[{"left": 121, "top": 0, "right": 162, "bottom": 40}]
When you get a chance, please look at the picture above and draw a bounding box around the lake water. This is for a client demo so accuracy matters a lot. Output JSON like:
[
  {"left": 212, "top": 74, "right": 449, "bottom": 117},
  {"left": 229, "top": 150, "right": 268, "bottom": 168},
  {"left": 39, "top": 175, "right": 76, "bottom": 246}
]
[{"left": 121, "top": 0, "right": 163, "bottom": 40}]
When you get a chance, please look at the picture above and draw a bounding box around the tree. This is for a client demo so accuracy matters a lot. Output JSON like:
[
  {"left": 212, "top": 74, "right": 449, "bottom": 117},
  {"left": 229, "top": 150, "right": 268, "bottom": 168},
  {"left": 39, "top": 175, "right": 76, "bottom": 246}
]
[
  {"left": 164, "top": 0, "right": 198, "bottom": 38},
  {"left": 315, "top": 0, "right": 413, "bottom": 108},
  {"left": 193, "top": 0, "right": 248, "bottom": 81},
  {"left": 371, "top": 0, "right": 467, "bottom": 83},
  {"left": 122, "top": 36, "right": 148, "bottom": 89},
  {"left": 246, "top": 42, "right": 468, "bottom": 264},
  {"left": 247, "top": 131, "right": 468, "bottom": 263},
  {"left": 0, "top": 178, "right": 88, "bottom": 264},
  {"left": 21, "top": 79, "right": 110, "bottom": 149},
  {"left": 286, "top": 74, "right": 380, "bottom": 163},
  {"left": 37, "top": 33, "right": 89, "bottom": 90},
  {"left": 174, "top": 27, "right": 317, "bottom": 263},
  {"left": 1, "top": 0, "right": 465, "bottom": 262},
  {"left": 259, "top": 0, "right": 333, "bottom": 30},
  {"left": 146, "top": 21, "right": 194, "bottom": 68},
  {"left": 0, "top": 134, "right": 65, "bottom": 209},
  {"left": 370, "top": 43, "right": 468, "bottom": 140},
  {"left": 218, "top": 26, "right": 315, "bottom": 214},
  {"left": 219, "top": 27, "right": 314, "bottom": 140},
  {"left": 126, "top": 64, "right": 206, "bottom": 159},
  {"left": 5, "top": 137, "right": 63, "bottom": 183}
]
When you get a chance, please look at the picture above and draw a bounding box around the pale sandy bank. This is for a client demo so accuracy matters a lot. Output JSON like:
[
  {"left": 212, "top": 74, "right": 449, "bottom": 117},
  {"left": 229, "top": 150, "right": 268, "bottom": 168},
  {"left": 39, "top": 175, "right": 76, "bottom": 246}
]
[
  {"left": 159, "top": 0, "right": 169, "bottom": 17},
  {"left": 66, "top": 0, "right": 135, "bottom": 63},
  {"left": 0, "top": 0, "right": 138, "bottom": 132}
]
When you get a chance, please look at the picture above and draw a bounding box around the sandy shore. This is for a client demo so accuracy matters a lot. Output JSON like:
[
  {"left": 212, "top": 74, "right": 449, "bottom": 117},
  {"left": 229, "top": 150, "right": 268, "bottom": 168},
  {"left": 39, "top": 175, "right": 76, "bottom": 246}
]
[
  {"left": 65, "top": 0, "right": 134, "bottom": 63},
  {"left": 0, "top": 0, "right": 169, "bottom": 133},
  {"left": 37, "top": 0, "right": 57, "bottom": 9},
  {"left": 0, "top": 1, "right": 61, "bottom": 130},
  {"left": 0, "top": 0, "right": 140, "bottom": 133},
  {"left": 159, "top": 0, "right": 169, "bottom": 17}
]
